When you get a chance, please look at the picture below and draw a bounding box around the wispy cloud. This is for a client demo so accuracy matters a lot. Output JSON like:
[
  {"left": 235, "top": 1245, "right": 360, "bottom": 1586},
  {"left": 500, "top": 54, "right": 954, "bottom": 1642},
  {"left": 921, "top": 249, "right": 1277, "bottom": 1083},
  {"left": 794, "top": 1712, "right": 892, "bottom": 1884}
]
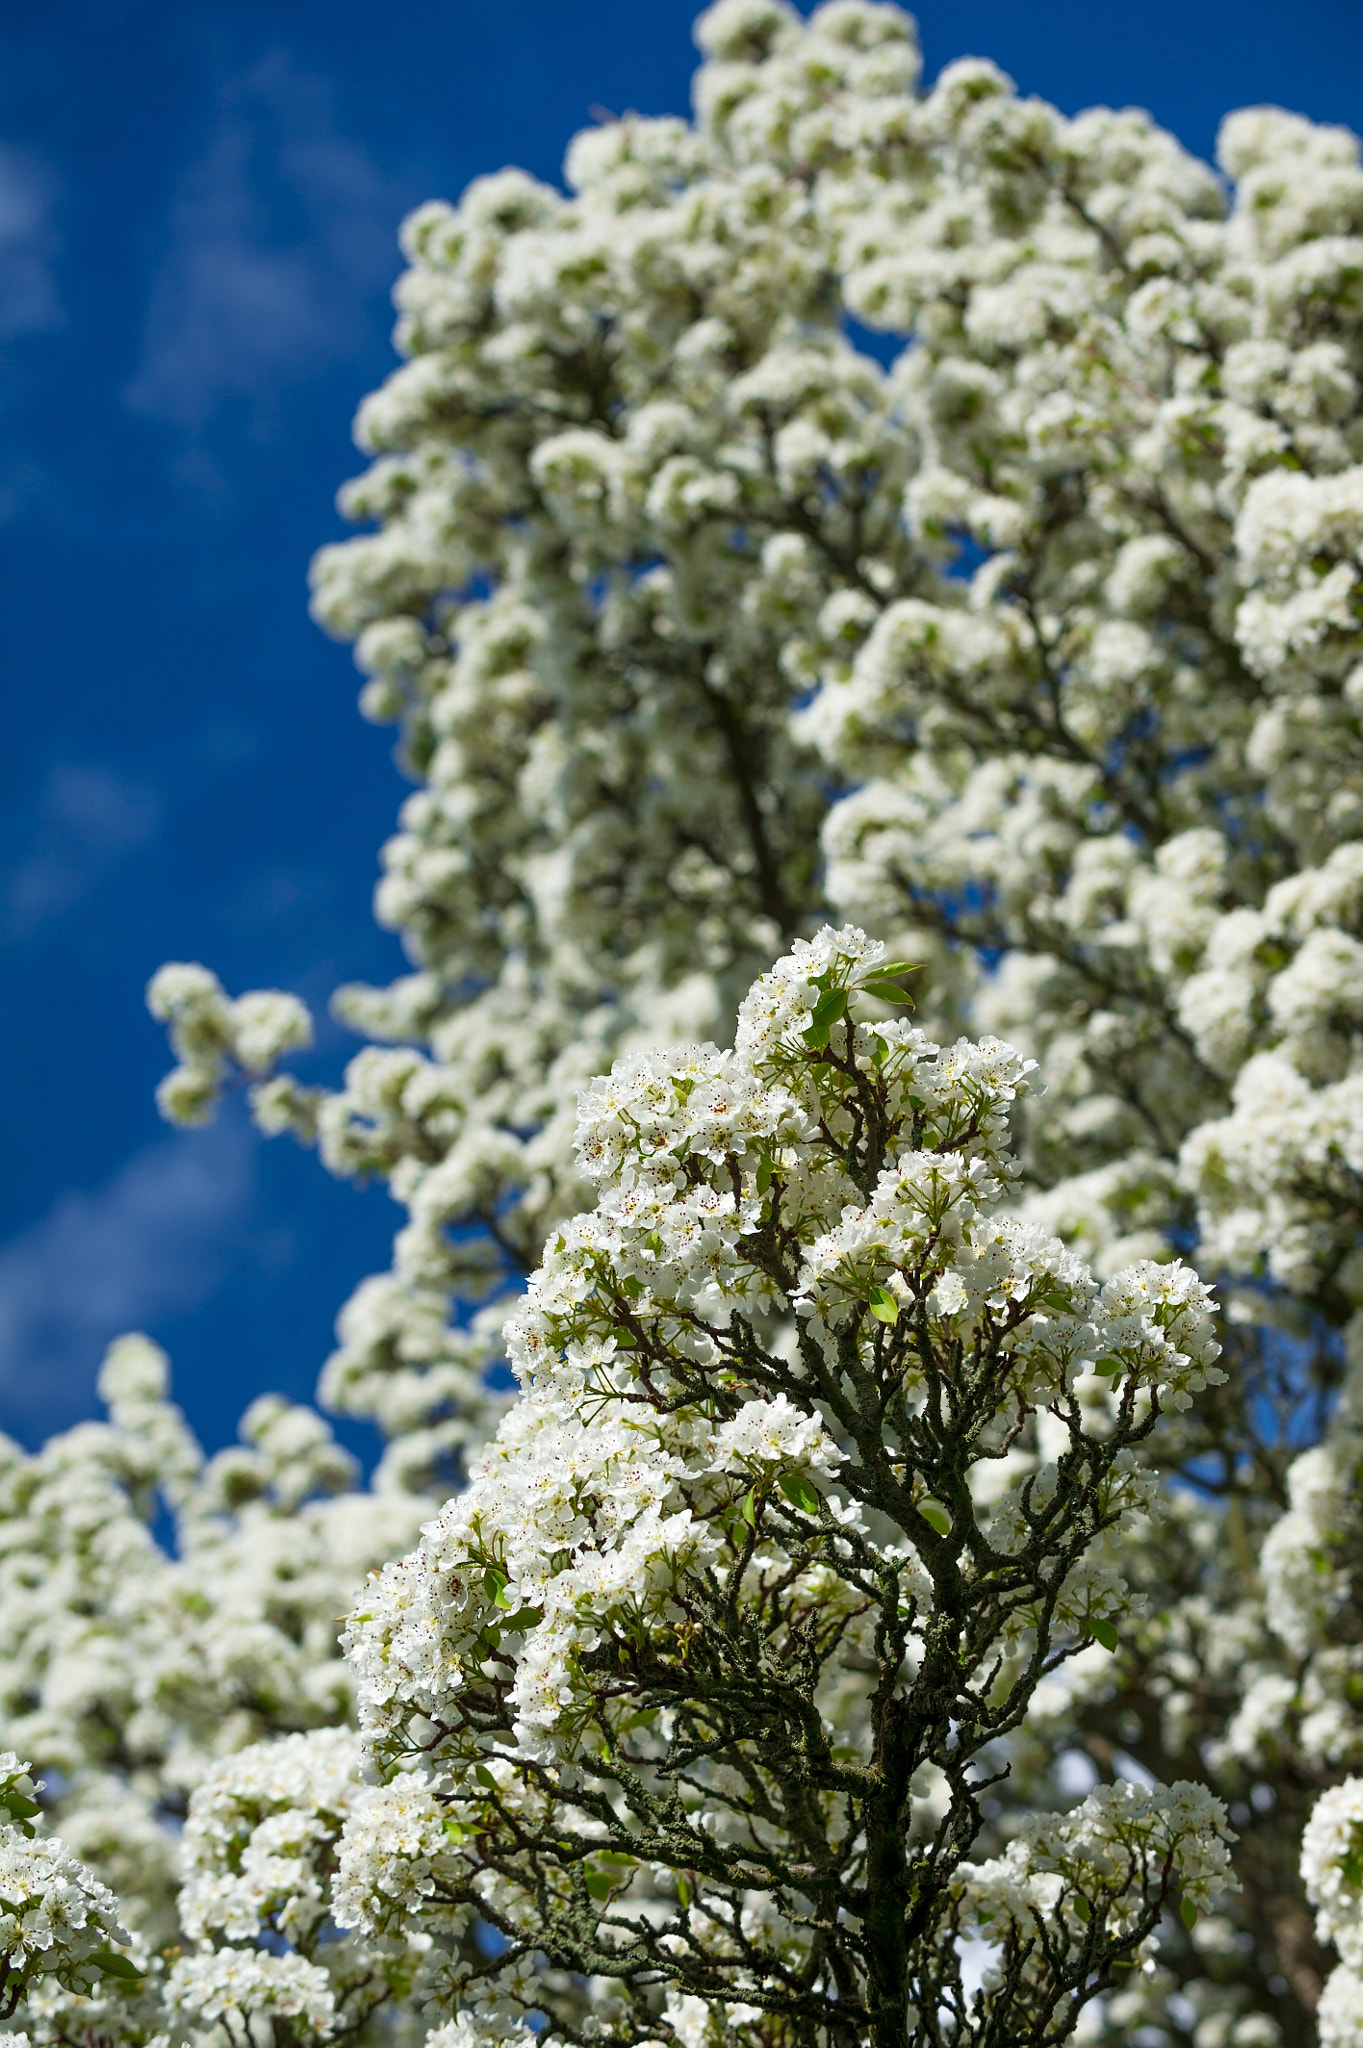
[
  {"left": 2, "top": 763, "right": 161, "bottom": 940},
  {"left": 0, "top": 1117, "right": 255, "bottom": 1436},
  {"left": 125, "top": 53, "right": 404, "bottom": 431},
  {"left": 0, "top": 143, "right": 61, "bottom": 340}
]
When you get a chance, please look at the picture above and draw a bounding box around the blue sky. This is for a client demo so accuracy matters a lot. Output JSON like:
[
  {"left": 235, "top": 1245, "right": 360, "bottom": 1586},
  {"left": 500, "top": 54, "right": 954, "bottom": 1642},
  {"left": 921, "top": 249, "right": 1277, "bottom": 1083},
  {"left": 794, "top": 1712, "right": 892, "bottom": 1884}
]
[{"left": 2, "top": 0, "right": 1360, "bottom": 1458}]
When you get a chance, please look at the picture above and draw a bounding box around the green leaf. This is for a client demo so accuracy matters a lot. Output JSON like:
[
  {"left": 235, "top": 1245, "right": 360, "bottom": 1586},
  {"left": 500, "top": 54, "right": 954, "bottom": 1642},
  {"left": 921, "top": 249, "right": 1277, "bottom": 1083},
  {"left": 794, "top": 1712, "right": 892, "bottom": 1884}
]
[
  {"left": 868, "top": 1286, "right": 899, "bottom": 1325},
  {"left": 90, "top": 1950, "right": 144, "bottom": 1982},
  {"left": 585, "top": 1870, "right": 616, "bottom": 1901},
  {"left": 1091, "top": 1357, "right": 1124, "bottom": 1377},
  {"left": 1180, "top": 1897, "right": 1199, "bottom": 1932},
  {"left": 1073, "top": 1894, "right": 1091, "bottom": 1923},
  {"left": 810, "top": 987, "right": 848, "bottom": 1028},
  {"left": 741, "top": 1488, "right": 757, "bottom": 1526},
  {"left": 473, "top": 1764, "right": 499, "bottom": 1791},
  {"left": 860, "top": 977, "right": 916, "bottom": 1004},
  {"left": 756, "top": 1154, "right": 774, "bottom": 1193},
  {"left": 482, "top": 1567, "right": 512, "bottom": 1609},
  {"left": 0, "top": 1794, "right": 38, "bottom": 1822},
  {"left": 620, "top": 1274, "right": 642, "bottom": 1298},
  {"left": 779, "top": 1471, "right": 821, "bottom": 1515},
  {"left": 1091, "top": 1618, "right": 1120, "bottom": 1653},
  {"left": 917, "top": 1502, "right": 951, "bottom": 1537},
  {"left": 871, "top": 960, "right": 921, "bottom": 978},
  {"left": 801, "top": 987, "right": 848, "bottom": 1051},
  {"left": 443, "top": 1817, "right": 468, "bottom": 1842},
  {"left": 677, "top": 1874, "right": 691, "bottom": 1908},
  {"left": 499, "top": 1606, "right": 543, "bottom": 1633}
]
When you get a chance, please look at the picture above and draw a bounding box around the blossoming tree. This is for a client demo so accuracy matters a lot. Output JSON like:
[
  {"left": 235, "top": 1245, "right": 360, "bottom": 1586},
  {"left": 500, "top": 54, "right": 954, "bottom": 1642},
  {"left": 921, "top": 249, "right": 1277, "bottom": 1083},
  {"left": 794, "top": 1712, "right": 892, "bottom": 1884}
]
[
  {"left": 5, "top": 1, "right": 1363, "bottom": 2044},
  {"left": 333, "top": 929, "right": 1233, "bottom": 2047}
]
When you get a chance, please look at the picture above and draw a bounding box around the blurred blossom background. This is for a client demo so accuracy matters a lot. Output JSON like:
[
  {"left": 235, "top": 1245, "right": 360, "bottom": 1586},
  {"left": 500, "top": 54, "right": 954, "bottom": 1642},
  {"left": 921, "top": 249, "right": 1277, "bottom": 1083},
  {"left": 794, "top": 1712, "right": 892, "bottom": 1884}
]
[{"left": 1, "top": 0, "right": 1358, "bottom": 1455}]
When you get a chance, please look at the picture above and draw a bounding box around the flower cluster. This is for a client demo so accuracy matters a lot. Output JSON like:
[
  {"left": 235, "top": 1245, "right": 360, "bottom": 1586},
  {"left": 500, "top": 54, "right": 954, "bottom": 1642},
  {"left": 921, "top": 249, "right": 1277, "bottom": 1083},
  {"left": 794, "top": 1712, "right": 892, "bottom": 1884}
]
[
  {"left": 1303, "top": 1779, "right": 1363, "bottom": 1968},
  {"left": 1300, "top": 1779, "right": 1363, "bottom": 2047},
  {"left": 179, "top": 1729, "right": 365, "bottom": 1946},
  {"left": 147, "top": 963, "right": 312, "bottom": 1129},
  {"left": 961, "top": 1779, "right": 1235, "bottom": 1975},
  {"left": 0, "top": 1754, "right": 135, "bottom": 2023},
  {"left": 165, "top": 1948, "right": 336, "bottom": 2042},
  {"left": 0, "top": 1332, "right": 422, "bottom": 1986},
  {"left": 171, "top": 1727, "right": 439, "bottom": 2048}
]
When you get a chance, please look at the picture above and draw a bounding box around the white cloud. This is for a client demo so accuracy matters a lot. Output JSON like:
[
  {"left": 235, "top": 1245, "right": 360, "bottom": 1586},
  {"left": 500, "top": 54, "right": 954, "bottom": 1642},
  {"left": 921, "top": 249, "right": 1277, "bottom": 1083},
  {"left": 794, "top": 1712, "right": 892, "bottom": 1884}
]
[
  {"left": 0, "top": 143, "right": 60, "bottom": 340},
  {"left": 2, "top": 763, "right": 161, "bottom": 940},
  {"left": 125, "top": 53, "right": 404, "bottom": 429},
  {"left": 0, "top": 1116, "right": 255, "bottom": 1435}
]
